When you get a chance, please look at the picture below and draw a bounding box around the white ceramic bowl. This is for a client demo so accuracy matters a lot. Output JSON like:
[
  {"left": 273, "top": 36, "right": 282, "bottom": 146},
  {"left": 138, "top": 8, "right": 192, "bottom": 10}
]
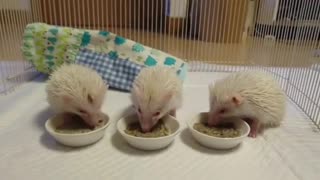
[
  {"left": 45, "top": 113, "right": 110, "bottom": 147},
  {"left": 187, "top": 112, "right": 250, "bottom": 150},
  {"left": 117, "top": 113, "right": 181, "bottom": 151}
]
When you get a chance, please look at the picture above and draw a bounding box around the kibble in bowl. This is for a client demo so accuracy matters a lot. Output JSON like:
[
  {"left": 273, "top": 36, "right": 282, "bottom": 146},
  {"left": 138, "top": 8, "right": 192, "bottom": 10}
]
[
  {"left": 193, "top": 122, "right": 240, "bottom": 138},
  {"left": 54, "top": 114, "right": 107, "bottom": 134},
  {"left": 124, "top": 120, "right": 170, "bottom": 138},
  {"left": 45, "top": 113, "right": 110, "bottom": 147},
  {"left": 117, "top": 113, "right": 180, "bottom": 151},
  {"left": 187, "top": 112, "right": 250, "bottom": 150}
]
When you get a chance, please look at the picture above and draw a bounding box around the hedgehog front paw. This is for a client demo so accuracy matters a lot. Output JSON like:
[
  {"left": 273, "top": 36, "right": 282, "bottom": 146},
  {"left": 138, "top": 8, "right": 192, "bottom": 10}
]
[
  {"left": 249, "top": 129, "right": 258, "bottom": 138},
  {"left": 248, "top": 119, "right": 260, "bottom": 138}
]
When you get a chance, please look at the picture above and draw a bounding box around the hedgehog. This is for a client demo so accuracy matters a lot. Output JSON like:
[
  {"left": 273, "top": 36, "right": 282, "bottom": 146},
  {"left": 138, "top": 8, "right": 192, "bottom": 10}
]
[
  {"left": 208, "top": 71, "right": 286, "bottom": 138},
  {"left": 131, "top": 66, "right": 183, "bottom": 132},
  {"left": 46, "top": 64, "right": 108, "bottom": 128}
]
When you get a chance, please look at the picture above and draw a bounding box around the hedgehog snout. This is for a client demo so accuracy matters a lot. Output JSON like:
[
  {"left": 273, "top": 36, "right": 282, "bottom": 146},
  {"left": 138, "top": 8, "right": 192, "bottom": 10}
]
[
  {"left": 139, "top": 115, "right": 154, "bottom": 132},
  {"left": 80, "top": 111, "right": 104, "bottom": 127},
  {"left": 91, "top": 111, "right": 106, "bottom": 126},
  {"left": 141, "top": 123, "right": 152, "bottom": 132},
  {"left": 208, "top": 111, "right": 221, "bottom": 126}
]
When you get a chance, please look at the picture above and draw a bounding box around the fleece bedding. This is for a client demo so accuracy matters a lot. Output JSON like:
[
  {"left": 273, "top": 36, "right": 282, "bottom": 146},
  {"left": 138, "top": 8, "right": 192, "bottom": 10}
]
[{"left": 0, "top": 72, "right": 319, "bottom": 180}]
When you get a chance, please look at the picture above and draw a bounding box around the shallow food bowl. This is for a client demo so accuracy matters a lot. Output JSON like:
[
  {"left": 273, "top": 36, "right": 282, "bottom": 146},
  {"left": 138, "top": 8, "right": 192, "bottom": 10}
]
[
  {"left": 187, "top": 112, "right": 250, "bottom": 150},
  {"left": 45, "top": 113, "right": 110, "bottom": 147},
  {"left": 117, "top": 113, "right": 181, "bottom": 151}
]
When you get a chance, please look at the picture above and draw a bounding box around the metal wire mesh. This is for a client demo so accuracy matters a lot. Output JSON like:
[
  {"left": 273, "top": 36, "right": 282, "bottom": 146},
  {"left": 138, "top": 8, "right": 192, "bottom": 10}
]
[
  {"left": 0, "top": 0, "right": 319, "bottom": 127},
  {"left": 0, "top": 0, "right": 39, "bottom": 94}
]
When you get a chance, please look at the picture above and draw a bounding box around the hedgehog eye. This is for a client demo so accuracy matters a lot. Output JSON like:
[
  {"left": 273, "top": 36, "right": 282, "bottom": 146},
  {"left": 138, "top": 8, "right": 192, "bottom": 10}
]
[
  {"left": 78, "top": 109, "right": 87, "bottom": 114},
  {"left": 219, "top": 108, "right": 227, "bottom": 114},
  {"left": 138, "top": 107, "right": 142, "bottom": 114},
  {"left": 87, "top": 94, "right": 93, "bottom": 104},
  {"left": 153, "top": 111, "right": 160, "bottom": 116}
]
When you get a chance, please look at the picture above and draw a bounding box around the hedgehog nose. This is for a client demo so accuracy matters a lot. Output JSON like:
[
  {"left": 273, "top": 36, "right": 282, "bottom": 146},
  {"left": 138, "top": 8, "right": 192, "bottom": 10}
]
[
  {"left": 83, "top": 119, "right": 95, "bottom": 129},
  {"left": 141, "top": 124, "right": 152, "bottom": 132},
  {"left": 208, "top": 113, "right": 220, "bottom": 126},
  {"left": 208, "top": 120, "right": 218, "bottom": 126}
]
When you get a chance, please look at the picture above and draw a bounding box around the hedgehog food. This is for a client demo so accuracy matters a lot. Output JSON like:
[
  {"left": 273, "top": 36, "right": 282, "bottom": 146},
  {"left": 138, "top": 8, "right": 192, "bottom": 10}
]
[
  {"left": 193, "top": 122, "right": 240, "bottom": 138},
  {"left": 125, "top": 120, "right": 170, "bottom": 138},
  {"left": 55, "top": 115, "right": 106, "bottom": 134}
]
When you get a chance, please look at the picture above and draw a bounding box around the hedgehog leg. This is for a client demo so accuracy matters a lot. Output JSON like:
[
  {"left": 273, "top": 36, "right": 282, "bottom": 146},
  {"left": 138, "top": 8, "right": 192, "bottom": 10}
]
[
  {"left": 169, "top": 110, "right": 176, "bottom": 117},
  {"left": 248, "top": 119, "right": 260, "bottom": 138}
]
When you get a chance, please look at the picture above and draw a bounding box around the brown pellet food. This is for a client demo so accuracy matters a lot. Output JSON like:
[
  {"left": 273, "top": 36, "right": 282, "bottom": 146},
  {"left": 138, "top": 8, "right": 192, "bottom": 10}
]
[
  {"left": 125, "top": 120, "right": 170, "bottom": 138},
  {"left": 193, "top": 122, "right": 240, "bottom": 138},
  {"left": 55, "top": 115, "right": 106, "bottom": 134}
]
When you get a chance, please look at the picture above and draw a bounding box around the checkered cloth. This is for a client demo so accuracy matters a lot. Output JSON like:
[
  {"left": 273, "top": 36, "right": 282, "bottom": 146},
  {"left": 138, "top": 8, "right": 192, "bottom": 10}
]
[{"left": 75, "top": 48, "right": 144, "bottom": 91}]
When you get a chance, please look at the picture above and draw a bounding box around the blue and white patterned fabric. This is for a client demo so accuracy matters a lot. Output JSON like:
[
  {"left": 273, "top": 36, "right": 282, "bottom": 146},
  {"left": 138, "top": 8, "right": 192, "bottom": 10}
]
[{"left": 75, "top": 48, "right": 144, "bottom": 91}]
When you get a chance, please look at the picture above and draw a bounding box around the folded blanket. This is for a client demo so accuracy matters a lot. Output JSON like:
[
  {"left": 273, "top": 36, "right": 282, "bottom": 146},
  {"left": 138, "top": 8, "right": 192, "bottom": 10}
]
[
  {"left": 22, "top": 23, "right": 188, "bottom": 91},
  {"left": 76, "top": 48, "right": 144, "bottom": 91}
]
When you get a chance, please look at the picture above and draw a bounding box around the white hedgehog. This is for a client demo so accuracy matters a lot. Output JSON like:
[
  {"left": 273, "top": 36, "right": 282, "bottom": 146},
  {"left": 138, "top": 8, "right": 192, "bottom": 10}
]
[
  {"left": 208, "top": 71, "right": 286, "bottom": 138},
  {"left": 46, "top": 64, "right": 108, "bottom": 128},
  {"left": 131, "top": 66, "right": 183, "bottom": 132}
]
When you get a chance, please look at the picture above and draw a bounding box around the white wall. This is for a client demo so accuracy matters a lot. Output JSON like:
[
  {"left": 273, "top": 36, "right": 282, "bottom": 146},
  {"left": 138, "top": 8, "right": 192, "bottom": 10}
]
[
  {"left": 256, "top": 0, "right": 278, "bottom": 24},
  {"left": 243, "top": 0, "right": 256, "bottom": 39},
  {"left": 166, "top": 0, "right": 188, "bottom": 18}
]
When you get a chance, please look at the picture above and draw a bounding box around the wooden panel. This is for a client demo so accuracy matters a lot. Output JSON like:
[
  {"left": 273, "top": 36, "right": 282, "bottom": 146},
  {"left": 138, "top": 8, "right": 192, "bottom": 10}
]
[
  {"left": 37, "top": 0, "right": 164, "bottom": 29},
  {"left": 0, "top": 10, "right": 30, "bottom": 24},
  {"left": 197, "top": 0, "right": 249, "bottom": 43}
]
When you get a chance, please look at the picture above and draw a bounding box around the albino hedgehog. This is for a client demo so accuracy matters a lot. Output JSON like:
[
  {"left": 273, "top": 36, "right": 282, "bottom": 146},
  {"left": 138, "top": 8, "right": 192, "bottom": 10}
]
[
  {"left": 131, "top": 66, "right": 183, "bottom": 132},
  {"left": 208, "top": 71, "right": 286, "bottom": 138},
  {"left": 46, "top": 64, "right": 108, "bottom": 128}
]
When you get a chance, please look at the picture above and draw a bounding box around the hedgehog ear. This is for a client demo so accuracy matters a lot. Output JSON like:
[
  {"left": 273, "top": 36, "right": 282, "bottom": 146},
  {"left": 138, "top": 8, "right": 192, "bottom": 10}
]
[
  {"left": 164, "top": 92, "right": 173, "bottom": 104},
  {"left": 231, "top": 94, "right": 243, "bottom": 105},
  {"left": 63, "top": 95, "right": 72, "bottom": 104},
  {"left": 208, "top": 83, "right": 214, "bottom": 99},
  {"left": 132, "top": 84, "right": 142, "bottom": 101}
]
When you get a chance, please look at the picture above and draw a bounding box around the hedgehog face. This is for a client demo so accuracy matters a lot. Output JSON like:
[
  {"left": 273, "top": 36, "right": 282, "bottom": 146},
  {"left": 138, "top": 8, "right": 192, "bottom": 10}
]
[
  {"left": 76, "top": 108, "right": 105, "bottom": 128},
  {"left": 131, "top": 85, "right": 173, "bottom": 133},
  {"left": 134, "top": 99, "right": 171, "bottom": 133},
  {"left": 75, "top": 77, "right": 107, "bottom": 128},
  {"left": 208, "top": 92, "right": 244, "bottom": 126},
  {"left": 62, "top": 90, "right": 106, "bottom": 128}
]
